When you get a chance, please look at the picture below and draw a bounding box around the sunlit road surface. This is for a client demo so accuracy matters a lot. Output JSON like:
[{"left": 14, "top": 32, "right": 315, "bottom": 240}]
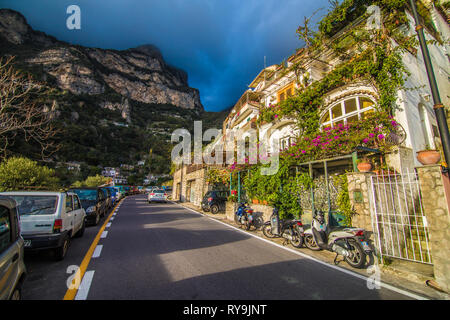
[{"left": 64, "top": 194, "right": 420, "bottom": 300}]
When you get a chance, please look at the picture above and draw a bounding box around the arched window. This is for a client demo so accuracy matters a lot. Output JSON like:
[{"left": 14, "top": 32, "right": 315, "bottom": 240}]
[{"left": 320, "top": 96, "right": 376, "bottom": 128}]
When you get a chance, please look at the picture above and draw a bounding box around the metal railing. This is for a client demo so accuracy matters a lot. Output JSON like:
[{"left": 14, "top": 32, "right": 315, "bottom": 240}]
[{"left": 369, "top": 169, "right": 432, "bottom": 265}]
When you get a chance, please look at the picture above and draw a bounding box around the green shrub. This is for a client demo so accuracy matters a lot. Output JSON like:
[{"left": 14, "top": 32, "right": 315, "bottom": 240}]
[{"left": 0, "top": 157, "right": 60, "bottom": 191}]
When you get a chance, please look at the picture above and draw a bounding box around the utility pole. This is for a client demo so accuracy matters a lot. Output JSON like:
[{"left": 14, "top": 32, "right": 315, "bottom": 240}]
[{"left": 409, "top": 0, "right": 450, "bottom": 168}]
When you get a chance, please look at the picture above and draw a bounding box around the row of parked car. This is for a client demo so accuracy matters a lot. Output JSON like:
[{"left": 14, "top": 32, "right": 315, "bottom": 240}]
[{"left": 0, "top": 185, "right": 126, "bottom": 300}]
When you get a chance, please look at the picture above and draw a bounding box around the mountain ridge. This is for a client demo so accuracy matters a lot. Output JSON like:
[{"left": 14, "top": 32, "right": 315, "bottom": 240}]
[{"left": 0, "top": 8, "right": 204, "bottom": 111}]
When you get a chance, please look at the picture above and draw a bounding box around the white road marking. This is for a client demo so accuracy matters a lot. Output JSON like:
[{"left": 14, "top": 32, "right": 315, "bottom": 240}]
[
  {"left": 74, "top": 270, "right": 95, "bottom": 300},
  {"left": 101, "top": 231, "right": 108, "bottom": 238},
  {"left": 106, "top": 222, "right": 112, "bottom": 228},
  {"left": 92, "top": 245, "right": 103, "bottom": 258},
  {"left": 170, "top": 201, "right": 428, "bottom": 300},
  {"left": 110, "top": 217, "right": 115, "bottom": 221}
]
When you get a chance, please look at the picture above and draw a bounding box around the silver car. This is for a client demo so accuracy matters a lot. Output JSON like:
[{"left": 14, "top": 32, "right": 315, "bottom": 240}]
[
  {"left": 148, "top": 189, "right": 167, "bottom": 203},
  {"left": 0, "top": 196, "right": 26, "bottom": 300}
]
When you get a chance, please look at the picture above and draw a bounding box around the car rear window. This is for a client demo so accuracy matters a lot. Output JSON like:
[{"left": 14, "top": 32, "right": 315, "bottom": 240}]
[
  {"left": 154, "top": 189, "right": 164, "bottom": 193},
  {"left": 72, "top": 189, "right": 97, "bottom": 201},
  {"left": 10, "top": 196, "right": 59, "bottom": 216}
]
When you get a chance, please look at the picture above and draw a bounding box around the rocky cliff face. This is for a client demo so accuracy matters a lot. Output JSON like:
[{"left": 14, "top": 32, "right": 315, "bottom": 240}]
[{"left": 0, "top": 9, "right": 203, "bottom": 111}]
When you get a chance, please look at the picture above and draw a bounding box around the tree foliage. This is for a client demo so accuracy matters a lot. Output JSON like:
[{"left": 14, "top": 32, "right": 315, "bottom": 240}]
[
  {"left": 71, "top": 174, "right": 109, "bottom": 188},
  {"left": 0, "top": 157, "right": 60, "bottom": 191}
]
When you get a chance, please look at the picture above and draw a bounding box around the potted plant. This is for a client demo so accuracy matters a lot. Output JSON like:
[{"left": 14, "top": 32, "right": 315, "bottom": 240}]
[
  {"left": 356, "top": 157, "right": 373, "bottom": 172},
  {"left": 417, "top": 145, "right": 441, "bottom": 165}
]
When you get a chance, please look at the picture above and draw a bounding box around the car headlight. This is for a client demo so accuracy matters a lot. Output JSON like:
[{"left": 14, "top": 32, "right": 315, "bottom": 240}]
[{"left": 86, "top": 206, "right": 95, "bottom": 213}]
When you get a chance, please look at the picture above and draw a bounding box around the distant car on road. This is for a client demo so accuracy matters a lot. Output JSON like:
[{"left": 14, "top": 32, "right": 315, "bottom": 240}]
[
  {"left": 201, "top": 191, "right": 229, "bottom": 214},
  {"left": 0, "top": 191, "right": 86, "bottom": 261},
  {"left": 131, "top": 186, "right": 139, "bottom": 195},
  {"left": 148, "top": 189, "right": 167, "bottom": 203},
  {"left": 108, "top": 187, "right": 120, "bottom": 206},
  {"left": 114, "top": 185, "right": 125, "bottom": 199},
  {"left": 69, "top": 188, "right": 107, "bottom": 226},
  {"left": 0, "top": 196, "right": 27, "bottom": 300}
]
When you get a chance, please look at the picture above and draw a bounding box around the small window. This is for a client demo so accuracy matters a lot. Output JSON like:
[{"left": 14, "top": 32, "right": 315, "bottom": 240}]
[
  {"left": 65, "top": 196, "right": 74, "bottom": 212},
  {"left": 277, "top": 83, "right": 295, "bottom": 103},
  {"left": 344, "top": 98, "right": 357, "bottom": 113},
  {"left": 73, "top": 196, "right": 81, "bottom": 210},
  {"left": 359, "top": 97, "right": 374, "bottom": 109},
  {"left": 0, "top": 206, "right": 12, "bottom": 254},
  {"left": 331, "top": 104, "right": 343, "bottom": 118}
]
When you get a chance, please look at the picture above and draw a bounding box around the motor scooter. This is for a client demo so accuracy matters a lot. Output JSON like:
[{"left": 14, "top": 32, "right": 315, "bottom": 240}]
[
  {"left": 262, "top": 207, "right": 304, "bottom": 248},
  {"left": 304, "top": 210, "right": 371, "bottom": 268},
  {"left": 234, "top": 202, "right": 256, "bottom": 230}
]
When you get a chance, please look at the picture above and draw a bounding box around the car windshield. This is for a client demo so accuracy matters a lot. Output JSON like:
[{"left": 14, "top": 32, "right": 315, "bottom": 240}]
[
  {"left": 10, "top": 195, "right": 58, "bottom": 216},
  {"left": 72, "top": 189, "right": 97, "bottom": 201},
  {"left": 154, "top": 189, "right": 164, "bottom": 193}
]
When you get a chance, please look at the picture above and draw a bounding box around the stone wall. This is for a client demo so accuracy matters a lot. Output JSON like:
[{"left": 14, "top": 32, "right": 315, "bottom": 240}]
[
  {"left": 346, "top": 172, "right": 375, "bottom": 234},
  {"left": 385, "top": 146, "right": 415, "bottom": 173},
  {"left": 416, "top": 165, "right": 450, "bottom": 293},
  {"left": 225, "top": 202, "right": 273, "bottom": 225},
  {"left": 172, "top": 166, "right": 186, "bottom": 202},
  {"left": 172, "top": 165, "right": 209, "bottom": 206}
]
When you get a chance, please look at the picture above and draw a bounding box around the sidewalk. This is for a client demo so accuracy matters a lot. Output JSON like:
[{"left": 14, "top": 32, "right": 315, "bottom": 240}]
[{"left": 176, "top": 201, "right": 449, "bottom": 300}]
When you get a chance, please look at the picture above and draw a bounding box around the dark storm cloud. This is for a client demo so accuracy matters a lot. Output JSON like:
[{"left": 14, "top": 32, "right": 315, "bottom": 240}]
[{"left": 0, "top": 0, "right": 331, "bottom": 111}]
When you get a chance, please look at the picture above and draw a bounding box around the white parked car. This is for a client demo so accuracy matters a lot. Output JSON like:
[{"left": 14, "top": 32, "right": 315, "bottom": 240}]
[
  {"left": 148, "top": 189, "right": 167, "bottom": 203},
  {"left": 0, "top": 191, "right": 86, "bottom": 261}
]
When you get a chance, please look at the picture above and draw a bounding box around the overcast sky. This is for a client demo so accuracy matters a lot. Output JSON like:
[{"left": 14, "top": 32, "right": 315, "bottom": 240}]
[{"left": 0, "top": 0, "right": 331, "bottom": 111}]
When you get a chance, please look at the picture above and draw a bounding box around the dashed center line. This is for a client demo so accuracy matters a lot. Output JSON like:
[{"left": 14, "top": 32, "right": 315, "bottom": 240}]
[
  {"left": 92, "top": 245, "right": 103, "bottom": 258},
  {"left": 101, "top": 231, "right": 108, "bottom": 238},
  {"left": 75, "top": 270, "right": 95, "bottom": 300}
]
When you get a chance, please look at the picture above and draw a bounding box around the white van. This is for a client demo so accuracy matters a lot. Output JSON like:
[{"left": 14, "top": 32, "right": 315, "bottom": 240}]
[{"left": 0, "top": 191, "right": 86, "bottom": 261}]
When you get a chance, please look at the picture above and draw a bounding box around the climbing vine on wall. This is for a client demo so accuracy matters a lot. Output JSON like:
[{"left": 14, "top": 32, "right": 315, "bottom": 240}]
[{"left": 246, "top": 0, "right": 433, "bottom": 218}]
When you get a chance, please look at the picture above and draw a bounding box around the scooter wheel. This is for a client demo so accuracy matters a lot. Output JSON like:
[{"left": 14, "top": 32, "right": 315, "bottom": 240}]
[
  {"left": 344, "top": 239, "right": 366, "bottom": 269},
  {"left": 262, "top": 223, "right": 276, "bottom": 238},
  {"left": 304, "top": 234, "right": 321, "bottom": 251},
  {"left": 290, "top": 229, "right": 304, "bottom": 248}
]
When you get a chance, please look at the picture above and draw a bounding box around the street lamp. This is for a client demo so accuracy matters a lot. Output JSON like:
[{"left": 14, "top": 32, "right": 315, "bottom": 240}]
[{"left": 409, "top": 0, "right": 450, "bottom": 169}]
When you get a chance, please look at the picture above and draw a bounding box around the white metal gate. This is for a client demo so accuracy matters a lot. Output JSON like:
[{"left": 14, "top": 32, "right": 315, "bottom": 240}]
[{"left": 369, "top": 170, "right": 432, "bottom": 264}]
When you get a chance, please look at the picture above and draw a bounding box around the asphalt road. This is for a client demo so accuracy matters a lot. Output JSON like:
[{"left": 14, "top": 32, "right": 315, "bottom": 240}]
[{"left": 22, "top": 194, "right": 420, "bottom": 300}]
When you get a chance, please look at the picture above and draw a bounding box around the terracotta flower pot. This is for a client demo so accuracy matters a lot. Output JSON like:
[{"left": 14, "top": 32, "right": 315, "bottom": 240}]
[
  {"left": 357, "top": 162, "right": 373, "bottom": 172},
  {"left": 252, "top": 199, "right": 259, "bottom": 204},
  {"left": 262, "top": 200, "right": 268, "bottom": 205},
  {"left": 417, "top": 150, "right": 441, "bottom": 165}
]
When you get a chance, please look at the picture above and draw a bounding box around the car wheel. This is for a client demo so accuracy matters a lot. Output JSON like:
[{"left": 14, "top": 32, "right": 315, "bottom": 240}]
[
  {"left": 54, "top": 235, "right": 70, "bottom": 261},
  {"left": 210, "top": 204, "right": 219, "bottom": 214}
]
